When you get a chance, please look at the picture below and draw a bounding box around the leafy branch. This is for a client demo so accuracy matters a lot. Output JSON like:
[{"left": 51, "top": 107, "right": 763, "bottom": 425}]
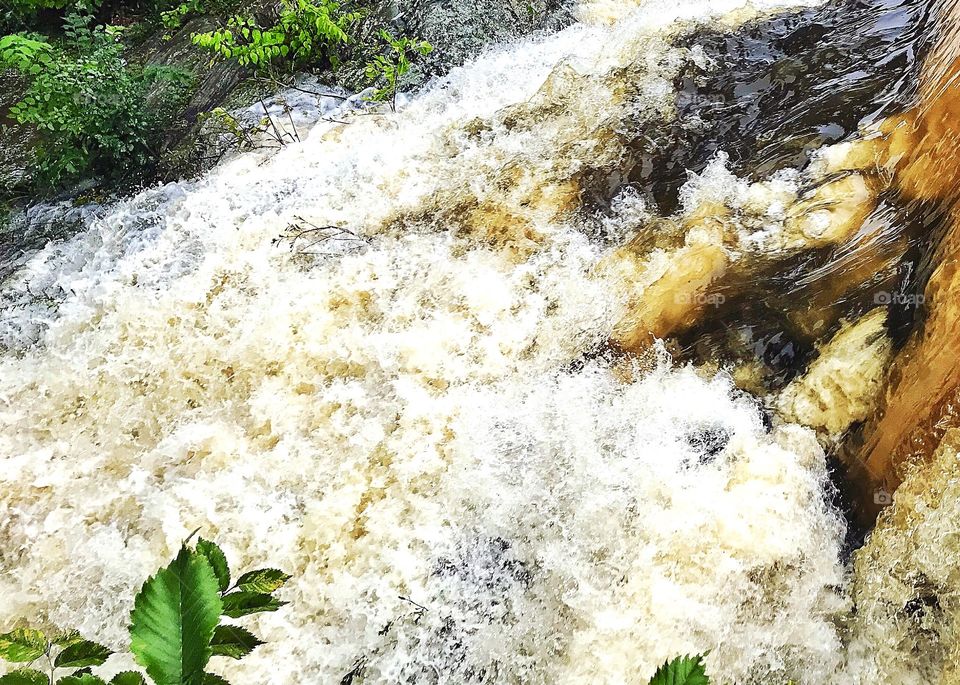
[
  {"left": 0, "top": 536, "right": 290, "bottom": 685},
  {"left": 191, "top": 0, "right": 361, "bottom": 75},
  {"left": 363, "top": 30, "right": 431, "bottom": 111}
]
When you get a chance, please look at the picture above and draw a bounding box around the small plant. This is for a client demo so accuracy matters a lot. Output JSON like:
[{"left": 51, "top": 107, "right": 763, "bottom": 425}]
[
  {"left": 192, "top": 0, "right": 361, "bottom": 74},
  {"left": 363, "top": 29, "right": 431, "bottom": 110},
  {"left": 159, "top": 0, "right": 202, "bottom": 38},
  {"left": 648, "top": 654, "right": 710, "bottom": 685},
  {"left": 0, "top": 533, "right": 290, "bottom": 685},
  {"left": 0, "top": 630, "right": 132, "bottom": 685}
]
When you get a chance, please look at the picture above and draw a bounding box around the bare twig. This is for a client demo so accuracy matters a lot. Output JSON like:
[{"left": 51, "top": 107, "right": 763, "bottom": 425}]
[
  {"left": 261, "top": 98, "right": 288, "bottom": 145},
  {"left": 273, "top": 216, "right": 369, "bottom": 255},
  {"left": 252, "top": 75, "right": 350, "bottom": 100}
]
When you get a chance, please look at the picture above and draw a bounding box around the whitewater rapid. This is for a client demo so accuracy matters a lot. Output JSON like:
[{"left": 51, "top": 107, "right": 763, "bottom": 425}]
[{"left": 0, "top": 0, "right": 885, "bottom": 682}]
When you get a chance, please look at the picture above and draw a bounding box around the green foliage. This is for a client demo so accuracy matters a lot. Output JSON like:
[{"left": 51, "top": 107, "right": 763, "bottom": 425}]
[
  {"left": 191, "top": 0, "right": 361, "bottom": 74},
  {"left": 128, "top": 537, "right": 288, "bottom": 685},
  {"left": 106, "top": 674, "right": 146, "bottom": 685},
  {"left": 195, "top": 538, "right": 230, "bottom": 593},
  {"left": 219, "top": 592, "right": 285, "bottom": 619},
  {"left": 0, "top": 670, "right": 48, "bottom": 685},
  {"left": 233, "top": 568, "right": 291, "bottom": 594},
  {"left": 57, "top": 675, "right": 109, "bottom": 685},
  {"left": 0, "top": 629, "right": 47, "bottom": 662},
  {"left": 159, "top": 0, "right": 202, "bottom": 37},
  {"left": 648, "top": 654, "right": 710, "bottom": 685},
  {"left": 208, "top": 627, "right": 262, "bottom": 660},
  {"left": 1, "top": 16, "right": 194, "bottom": 190},
  {"left": 0, "top": 0, "right": 102, "bottom": 32},
  {"left": 364, "top": 29, "right": 431, "bottom": 107},
  {"left": 0, "top": 629, "right": 115, "bottom": 685},
  {"left": 54, "top": 641, "right": 113, "bottom": 669},
  {"left": 129, "top": 546, "right": 223, "bottom": 685},
  {"left": 0, "top": 537, "right": 287, "bottom": 685},
  {"left": 0, "top": 34, "right": 53, "bottom": 74}
]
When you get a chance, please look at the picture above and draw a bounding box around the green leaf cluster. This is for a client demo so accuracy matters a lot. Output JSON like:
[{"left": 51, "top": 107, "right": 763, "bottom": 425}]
[
  {"left": 0, "top": 628, "right": 135, "bottom": 685},
  {"left": 0, "top": 536, "right": 288, "bottom": 685},
  {"left": 363, "top": 29, "right": 432, "bottom": 106},
  {"left": 191, "top": 0, "right": 360, "bottom": 74},
  {"left": 648, "top": 654, "right": 710, "bottom": 685},
  {"left": 127, "top": 536, "right": 286, "bottom": 685},
  {"left": 158, "top": 0, "right": 202, "bottom": 37},
  {"left": 0, "top": 33, "right": 53, "bottom": 74}
]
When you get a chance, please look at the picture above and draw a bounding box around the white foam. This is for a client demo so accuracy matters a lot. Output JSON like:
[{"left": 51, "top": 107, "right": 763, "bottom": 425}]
[{"left": 0, "top": 0, "right": 847, "bottom": 682}]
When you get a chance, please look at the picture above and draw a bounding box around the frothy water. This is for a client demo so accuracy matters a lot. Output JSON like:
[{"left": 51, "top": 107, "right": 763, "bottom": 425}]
[{"left": 0, "top": 0, "right": 940, "bottom": 682}]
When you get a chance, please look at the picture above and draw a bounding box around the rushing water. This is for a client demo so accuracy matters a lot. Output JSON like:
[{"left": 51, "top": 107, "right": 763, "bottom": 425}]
[{"left": 1, "top": 0, "right": 957, "bottom": 682}]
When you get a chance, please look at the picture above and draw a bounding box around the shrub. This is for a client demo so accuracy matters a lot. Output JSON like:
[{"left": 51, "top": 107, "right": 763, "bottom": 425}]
[
  {"left": 191, "top": 0, "right": 361, "bottom": 74},
  {"left": 158, "top": 0, "right": 201, "bottom": 37},
  {"left": 1, "top": 17, "right": 194, "bottom": 190},
  {"left": 0, "top": 534, "right": 289, "bottom": 685}
]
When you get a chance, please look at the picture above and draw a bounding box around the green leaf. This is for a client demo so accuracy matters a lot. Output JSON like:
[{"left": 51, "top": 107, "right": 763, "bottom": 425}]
[
  {"left": 196, "top": 539, "right": 230, "bottom": 593},
  {"left": 209, "top": 626, "right": 263, "bottom": 660},
  {"left": 0, "top": 629, "right": 47, "bottom": 662},
  {"left": 56, "top": 675, "right": 107, "bottom": 685},
  {"left": 203, "top": 675, "right": 229, "bottom": 685},
  {"left": 220, "top": 592, "right": 285, "bottom": 618},
  {"left": 109, "top": 673, "right": 146, "bottom": 685},
  {"left": 234, "top": 569, "right": 290, "bottom": 594},
  {"left": 0, "top": 669, "right": 47, "bottom": 685},
  {"left": 648, "top": 654, "right": 710, "bottom": 685},
  {"left": 129, "top": 546, "right": 223, "bottom": 685},
  {"left": 53, "top": 631, "right": 83, "bottom": 647},
  {"left": 55, "top": 639, "right": 113, "bottom": 668}
]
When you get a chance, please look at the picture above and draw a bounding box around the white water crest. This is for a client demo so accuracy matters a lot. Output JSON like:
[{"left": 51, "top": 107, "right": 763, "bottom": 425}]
[{"left": 0, "top": 0, "right": 866, "bottom": 683}]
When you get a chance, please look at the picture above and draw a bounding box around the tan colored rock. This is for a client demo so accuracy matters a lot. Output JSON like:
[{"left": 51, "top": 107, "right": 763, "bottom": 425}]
[{"left": 777, "top": 308, "right": 892, "bottom": 438}]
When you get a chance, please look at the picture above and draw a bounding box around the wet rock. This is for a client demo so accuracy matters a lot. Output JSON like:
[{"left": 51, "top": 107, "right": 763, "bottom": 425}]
[
  {"left": 777, "top": 307, "right": 892, "bottom": 439},
  {"left": 685, "top": 423, "right": 731, "bottom": 462},
  {"left": 398, "top": 0, "right": 574, "bottom": 81},
  {"left": 0, "top": 69, "right": 37, "bottom": 198}
]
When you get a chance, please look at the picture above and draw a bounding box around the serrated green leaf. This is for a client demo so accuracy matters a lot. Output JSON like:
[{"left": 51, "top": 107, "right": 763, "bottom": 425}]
[
  {"left": 648, "top": 654, "right": 710, "bottom": 685},
  {"left": 0, "top": 629, "right": 47, "bottom": 662},
  {"left": 196, "top": 539, "right": 230, "bottom": 593},
  {"left": 220, "top": 592, "right": 285, "bottom": 618},
  {"left": 55, "top": 675, "right": 107, "bottom": 685},
  {"left": 234, "top": 569, "right": 290, "bottom": 594},
  {"left": 55, "top": 639, "right": 112, "bottom": 668},
  {"left": 129, "top": 546, "right": 223, "bottom": 685},
  {"left": 53, "top": 631, "right": 83, "bottom": 647},
  {"left": 109, "top": 672, "right": 146, "bottom": 685},
  {"left": 203, "top": 674, "right": 229, "bottom": 685},
  {"left": 0, "top": 669, "right": 47, "bottom": 685},
  {"left": 209, "top": 625, "right": 263, "bottom": 660}
]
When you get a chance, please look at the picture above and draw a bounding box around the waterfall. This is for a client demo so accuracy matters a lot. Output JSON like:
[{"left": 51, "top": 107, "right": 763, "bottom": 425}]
[{"left": 0, "top": 0, "right": 946, "bottom": 682}]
